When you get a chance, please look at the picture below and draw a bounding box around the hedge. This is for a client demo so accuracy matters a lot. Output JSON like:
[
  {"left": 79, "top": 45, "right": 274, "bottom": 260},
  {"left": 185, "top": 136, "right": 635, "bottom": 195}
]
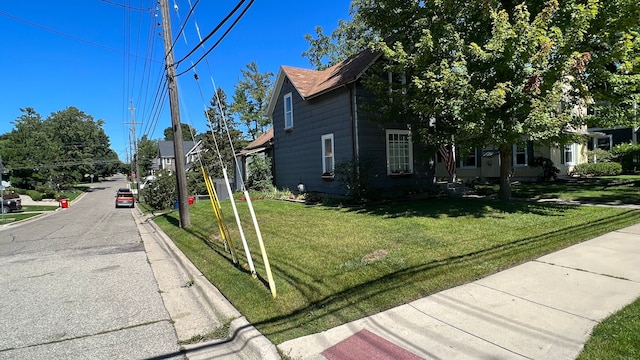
[{"left": 572, "top": 162, "right": 623, "bottom": 177}]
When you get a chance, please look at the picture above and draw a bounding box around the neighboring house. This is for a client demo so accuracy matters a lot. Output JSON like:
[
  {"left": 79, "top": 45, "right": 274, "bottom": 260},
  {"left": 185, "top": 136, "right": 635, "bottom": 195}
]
[
  {"left": 268, "top": 49, "right": 435, "bottom": 195},
  {"left": 586, "top": 126, "right": 639, "bottom": 152},
  {"left": 436, "top": 140, "right": 590, "bottom": 182},
  {"left": 234, "top": 128, "right": 274, "bottom": 190},
  {"left": 152, "top": 140, "right": 202, "bottom": 174}
]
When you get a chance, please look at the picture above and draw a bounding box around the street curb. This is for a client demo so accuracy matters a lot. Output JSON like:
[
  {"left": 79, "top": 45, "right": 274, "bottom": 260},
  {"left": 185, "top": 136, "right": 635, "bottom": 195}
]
[
  {"left": 137, "top": 208, "right": 281, "bottom": 359},
  {"left": 228, "top": 316, "right": 281, "bottom": 360}
]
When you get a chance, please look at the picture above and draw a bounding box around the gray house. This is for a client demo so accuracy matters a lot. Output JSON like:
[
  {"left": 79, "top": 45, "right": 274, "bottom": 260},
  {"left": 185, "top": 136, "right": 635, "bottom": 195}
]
[
  {"left": 152, "top": 140, "right": 202, "bottom": 174},
  {"left": 267, "top": 49, "right": 434, "bottom": 195}
]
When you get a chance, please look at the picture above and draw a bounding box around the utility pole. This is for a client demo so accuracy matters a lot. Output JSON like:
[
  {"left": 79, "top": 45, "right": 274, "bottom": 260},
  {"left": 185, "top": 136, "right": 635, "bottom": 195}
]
[
  {"left": 126, "top": 100, "right": 142, "bottom": 200},
  {"left": 159, "top": 0, "right": 190, "bottom": 227}
]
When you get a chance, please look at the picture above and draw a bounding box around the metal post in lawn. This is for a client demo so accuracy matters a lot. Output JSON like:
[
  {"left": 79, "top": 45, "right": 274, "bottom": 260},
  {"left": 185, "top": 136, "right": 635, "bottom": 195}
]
[
  {"left": 222, "top": 167, "right": 256, "bottom": 277},
  {"left": 244, "top": 192, "right": 276, "bottom": 298}
]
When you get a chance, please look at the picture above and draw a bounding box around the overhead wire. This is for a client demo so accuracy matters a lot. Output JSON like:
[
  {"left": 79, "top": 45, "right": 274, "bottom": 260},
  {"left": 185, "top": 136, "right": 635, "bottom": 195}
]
[
  {"left": 175, "top": 0, "right": 254, "bottom": 78},
  {"left": 172, "top": 0, "right": 251, "bottom": 69}
]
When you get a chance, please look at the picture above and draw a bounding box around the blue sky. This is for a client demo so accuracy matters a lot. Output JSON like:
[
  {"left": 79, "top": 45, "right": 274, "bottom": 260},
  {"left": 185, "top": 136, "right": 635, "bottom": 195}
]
[{"left": 1, "top": 1, "right": 352, "bottom": 162}]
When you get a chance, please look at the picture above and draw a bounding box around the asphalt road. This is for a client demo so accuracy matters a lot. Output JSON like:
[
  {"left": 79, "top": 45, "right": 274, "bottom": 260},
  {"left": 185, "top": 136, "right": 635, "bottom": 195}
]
[{"left": 0, "top": 175, "right": 183, "bottom": 359}]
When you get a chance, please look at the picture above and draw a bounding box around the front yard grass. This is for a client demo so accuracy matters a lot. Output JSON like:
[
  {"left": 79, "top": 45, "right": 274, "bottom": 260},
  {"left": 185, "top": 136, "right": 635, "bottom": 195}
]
[
  {"left": 480, "top": 175, "right": 640, "bottom": 204},
  {"left": 154, "top": 197, "right": 640, "bottom": 345},
  {"left": 578, "top": 295, "right": 640, "bottom": 359}
]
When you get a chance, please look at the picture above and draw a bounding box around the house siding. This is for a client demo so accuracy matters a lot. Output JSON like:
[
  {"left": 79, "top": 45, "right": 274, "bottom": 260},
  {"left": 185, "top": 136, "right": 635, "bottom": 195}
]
[
  {"left": 587, "top": 127, "right": 636, "bottom": 150},
  {"left": 273, "top": 81, "right": 355, "bottom": 194}
]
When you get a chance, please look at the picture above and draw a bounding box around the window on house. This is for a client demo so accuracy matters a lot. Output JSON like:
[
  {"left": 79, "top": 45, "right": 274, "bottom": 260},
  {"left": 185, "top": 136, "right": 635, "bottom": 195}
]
[
  {"left": 564, "top": 143, "right": 578, "bottom": 165},
  {"left": 388, "top": 71, "right": 407, "bottom": 101},
  {"left": 321, "top": 133, "right": 334, "bottom": 176},
  {"left": 386, "top": 129, "right": 413, "bottom": 174},
  {"left": 513, "top": 143, "right": 528, "bottom": 167},
  {"left": 459, "top": 147, "right": 477, "bottom": 168},
  {"left": 595, "top": 135, "right": 612, "bottom": 151},
  {"left": 284, "top": 92, "right": 293, "bottom": 129},
  {"left": 165, "top": 158, "right": 172, "bottom": 165}
]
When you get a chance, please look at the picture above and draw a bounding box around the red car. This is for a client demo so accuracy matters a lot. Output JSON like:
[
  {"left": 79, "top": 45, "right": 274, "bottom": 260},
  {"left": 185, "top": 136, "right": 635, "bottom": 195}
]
[{"left": 115, "top": 188, "right": 135, "bottom": 208}]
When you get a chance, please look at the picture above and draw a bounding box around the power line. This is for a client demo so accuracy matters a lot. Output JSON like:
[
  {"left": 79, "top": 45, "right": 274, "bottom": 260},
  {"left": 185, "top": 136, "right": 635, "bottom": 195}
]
[
  {"left": 176, "top": 0, "right": 254, "bottom": 77},
  {"left": 172, "top": 0, "right": 251, "bottom": 67},
  {"left": 99, "top": 0, "right": 152, "bottom": 12},
  {"left": 0, "top": 10, "right": 127, "bottom": 56}
]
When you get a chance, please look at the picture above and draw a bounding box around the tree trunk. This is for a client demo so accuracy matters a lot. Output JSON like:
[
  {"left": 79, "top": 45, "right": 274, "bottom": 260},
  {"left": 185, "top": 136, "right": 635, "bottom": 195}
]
[{"left": 498, "top": 144, "right": 513, "bottom": 201}]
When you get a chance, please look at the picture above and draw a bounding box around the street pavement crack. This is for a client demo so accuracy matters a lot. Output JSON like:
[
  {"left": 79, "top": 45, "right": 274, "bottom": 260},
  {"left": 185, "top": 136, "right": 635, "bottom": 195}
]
[{"left": 0, "top": 319, "right": 172, "bottom": 353}]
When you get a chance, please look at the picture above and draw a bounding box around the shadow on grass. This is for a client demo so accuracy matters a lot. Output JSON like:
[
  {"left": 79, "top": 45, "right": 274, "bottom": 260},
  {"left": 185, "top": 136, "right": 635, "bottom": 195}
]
[
  {"left": 512, "top": 178, "right": 640, "bottom": 204},
  {"left": 338, "top": 197, "right": 575, "bottom": 219},
  {"left": 252, "top": 209, "right": 640, "bottom": 342}
]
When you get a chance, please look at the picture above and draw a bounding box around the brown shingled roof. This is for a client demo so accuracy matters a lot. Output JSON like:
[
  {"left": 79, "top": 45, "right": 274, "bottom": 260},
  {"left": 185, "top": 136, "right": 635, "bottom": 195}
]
[
  {"left": 283, "top": 48, "right": 380, "bottom": 99},
  {"left": 245, "top": 128, "right": 273, "bottom": 150}
]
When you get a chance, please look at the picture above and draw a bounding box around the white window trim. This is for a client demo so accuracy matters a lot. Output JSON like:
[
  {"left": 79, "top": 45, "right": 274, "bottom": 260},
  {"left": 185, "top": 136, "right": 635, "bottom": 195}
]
[
  {"left": 459, "top": 148, "right": 477, "bottom": 169},
  {"left": 385, "top": 129, "right": 414, "bottom": 175},
  {"left": 321, "top": 133, "right": 334, "bottom": 175},
  {"left": 284, "top": 92, "right": 293, "bottom": 129},
  {"left": 593, "top": 135, "right": 612, "bottom": 151},
  {"left": 564, "top": 143, "right": 578, "bottom": 166},
  {"left": 513, "top": 144, "right": 528, "bottom": 167}
]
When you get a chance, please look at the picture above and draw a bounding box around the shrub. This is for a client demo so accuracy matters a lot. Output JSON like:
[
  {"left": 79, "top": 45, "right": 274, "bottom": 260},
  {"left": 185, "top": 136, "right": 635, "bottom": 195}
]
[
  {"left": 26, "top": 189, "right": 43, "bottom": 201},
  {"left": 611, "top": 142, "right": 640, "bottom": 173},
  {"left": 335, "top": 158, "right": 372, "bottom": 202},
  {"left": 530, "top": 156, "right": 559, "bottom": 181},
  {"left": 573, "top": 162, "right": 623, "bottom": 176},
  {"left": 587, "top": 148, "right": 614, "bottom": 163},
  {"left": 142, "top": 170, "right": 176, "bottom": 210},
  {"left": 246, "top": 155, "right": 273, "bottom": 192}
]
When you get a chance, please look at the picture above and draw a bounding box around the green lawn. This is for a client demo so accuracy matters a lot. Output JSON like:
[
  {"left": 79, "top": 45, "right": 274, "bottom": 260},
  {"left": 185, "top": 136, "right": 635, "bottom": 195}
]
[
  {"left": 487, "top": 175, "right": 640, "bottom": 204},
  {"left": 578, "top": 295, "right": 640, "bottom": 360},
  {"left": 154, "top": 196, "right": 640, "bottom": 344}
]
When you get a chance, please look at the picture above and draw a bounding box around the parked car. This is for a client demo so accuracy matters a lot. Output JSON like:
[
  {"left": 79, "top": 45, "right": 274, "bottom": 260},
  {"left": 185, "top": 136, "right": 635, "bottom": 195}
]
[
  {"left": 115, "top": 188, "right": 135, "bottom": 208},
  {"left": 1, "top": 198, "right": 22, "bottom": 213}
]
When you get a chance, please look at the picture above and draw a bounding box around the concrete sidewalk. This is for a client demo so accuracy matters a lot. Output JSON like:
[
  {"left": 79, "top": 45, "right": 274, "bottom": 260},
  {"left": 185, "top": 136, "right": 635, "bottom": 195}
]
[
  {"left": 279, "top": 223, "right": 640, "bottom": 360},
  {"left": 133, "top": 208, "right": 280, "bottom": 360}
]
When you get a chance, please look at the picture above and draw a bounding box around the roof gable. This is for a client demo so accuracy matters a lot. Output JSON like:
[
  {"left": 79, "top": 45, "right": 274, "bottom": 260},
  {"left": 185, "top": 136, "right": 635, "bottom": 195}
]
[
  {"left": 158, "top": 140, "right": 197, "bottom": 158},
  {"left": 267, "top": 48, "right": 380, "bottom": 116}
]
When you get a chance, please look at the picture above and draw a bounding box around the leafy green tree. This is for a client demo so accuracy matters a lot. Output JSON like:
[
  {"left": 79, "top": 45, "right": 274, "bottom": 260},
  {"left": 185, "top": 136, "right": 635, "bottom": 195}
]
[
  {"left": 0, "top": 108, "right": 52, "bottom": 188},
  {"left": 352, "top": 0, "right": 639, "bottom": 200},
  {"left": 47, "top": 107, "right": 113, "bottom": 186},
  {"left": 303, "top": 3, "right": 376, "bottom": 70},
  {"left": 2, "top": 107, "right": 119, "bottom": 189},
  {"left": 231, "top": 61, "right": 273, "bottom": 140},
  {"left": 582, "top": 0, "right": 640, "bottom": 128},
  {"left": 163, "top": 123, "right": 197, "bottom": 141},
  {"left": 137, "top": 135, "right": 159, "bottom": 175}
]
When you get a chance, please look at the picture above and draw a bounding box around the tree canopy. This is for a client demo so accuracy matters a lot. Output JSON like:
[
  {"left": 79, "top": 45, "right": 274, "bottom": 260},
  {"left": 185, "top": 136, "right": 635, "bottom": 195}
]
[
  {"left": 329, "top": 0, "right": 639, "bottom": 200},
  {"left": 1, "top": 107, "right": 122, "bottom": 189},
  {"left": 231, "top": 61, "right": 273, "bottom": 140},
  {"left": 202, "top": 88, "right": 245, "bottom": 179}
]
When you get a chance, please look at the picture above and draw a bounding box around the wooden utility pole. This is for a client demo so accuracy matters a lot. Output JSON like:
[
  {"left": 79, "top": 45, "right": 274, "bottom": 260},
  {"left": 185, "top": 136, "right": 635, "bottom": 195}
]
[
  {"left": 126, "top": 100, "right": 142, "bottom": 200},
  {"left": 159, "top": 0, "right": 190, "bottom": 227}
]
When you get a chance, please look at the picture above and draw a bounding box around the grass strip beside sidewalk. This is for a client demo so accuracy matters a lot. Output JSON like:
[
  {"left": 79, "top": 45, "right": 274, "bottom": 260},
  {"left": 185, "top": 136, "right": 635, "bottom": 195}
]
[{"left": 154, "top": 197, "right": 640, "bottom": 344}]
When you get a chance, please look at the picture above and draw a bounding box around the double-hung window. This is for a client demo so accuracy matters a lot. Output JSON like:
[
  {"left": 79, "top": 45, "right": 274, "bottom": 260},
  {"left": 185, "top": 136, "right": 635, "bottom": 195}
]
[
  {"left": 284, "top": 92, "right": 293, "bottom": 129},
  {"left": 459, "top": 147, "right": 477, "bottom": 168},
  {"left": 564, "top": 143, "right": 578, "bottom": 165},
  {"left": 386, "top": 129, "right": 413, "bottom": 175},
  {"left": 513, "top": 143, "right": 528, "bottom": 167},
  {"left": 321, "top": 133, "right": 334, "bottom": 176}
]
